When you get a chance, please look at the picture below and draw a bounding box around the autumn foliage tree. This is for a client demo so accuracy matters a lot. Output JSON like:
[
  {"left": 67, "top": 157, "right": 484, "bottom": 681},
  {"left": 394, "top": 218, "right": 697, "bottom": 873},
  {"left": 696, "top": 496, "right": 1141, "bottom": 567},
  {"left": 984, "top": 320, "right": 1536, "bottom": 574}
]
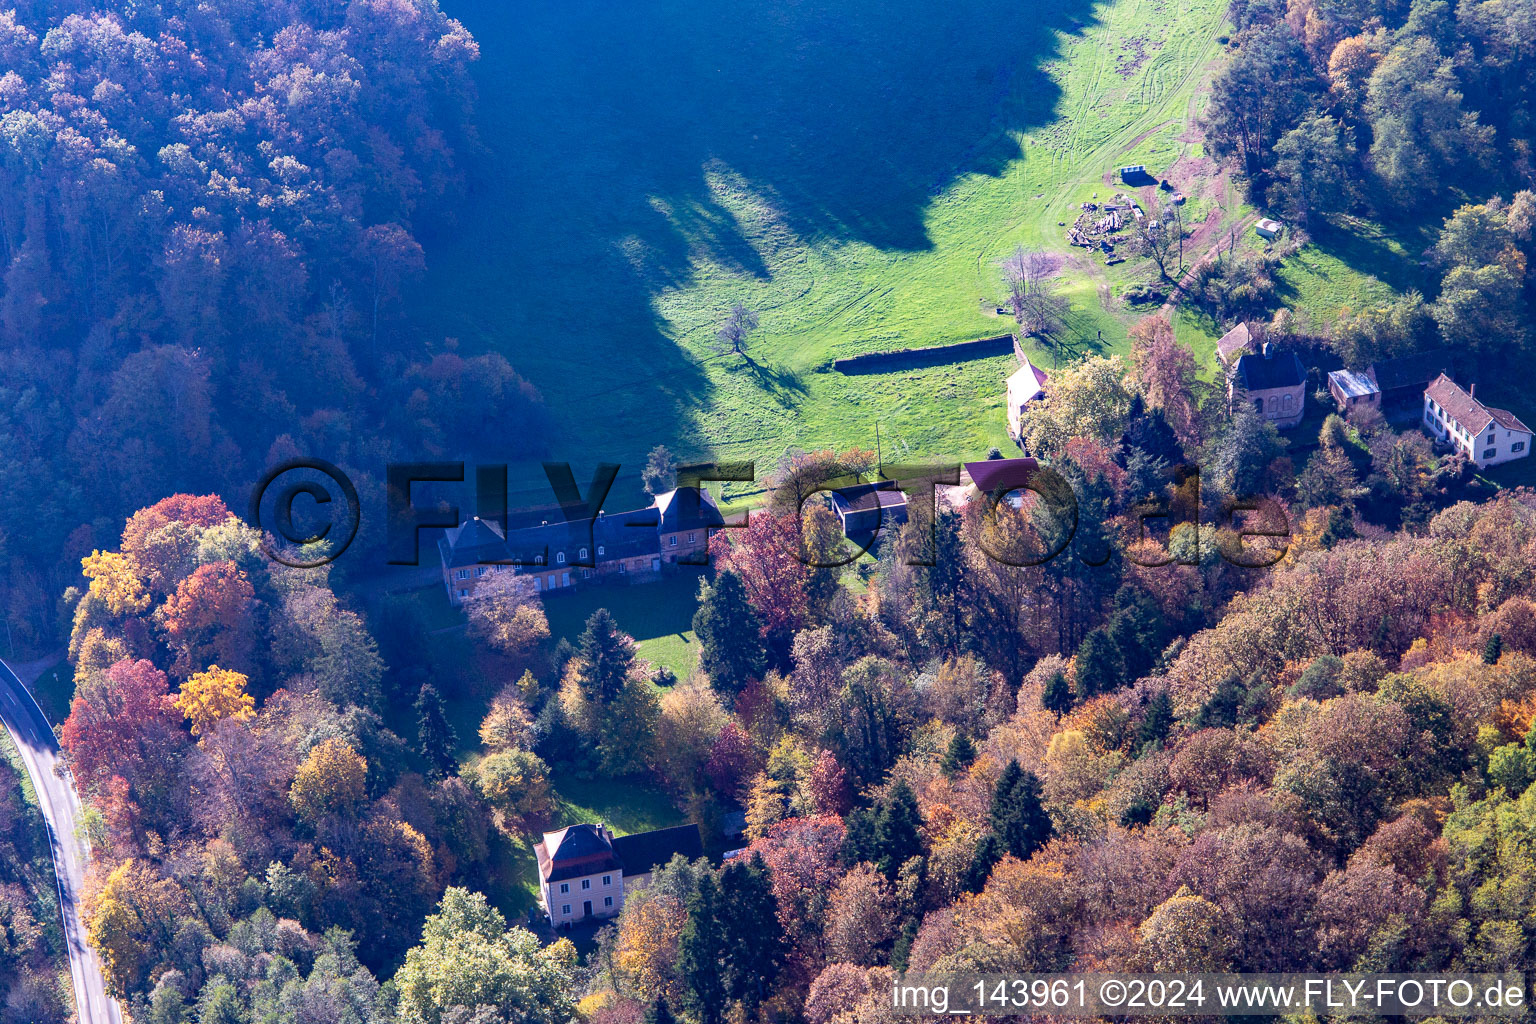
[
  {"left": 156, "top": 561, "right": 256, "bottom": 678},
  {"left": 173, "top": 665, "right": 255, "bottom": 736},
  {"left": 61, "top": 658, "right": 185, "bottom": 798}
]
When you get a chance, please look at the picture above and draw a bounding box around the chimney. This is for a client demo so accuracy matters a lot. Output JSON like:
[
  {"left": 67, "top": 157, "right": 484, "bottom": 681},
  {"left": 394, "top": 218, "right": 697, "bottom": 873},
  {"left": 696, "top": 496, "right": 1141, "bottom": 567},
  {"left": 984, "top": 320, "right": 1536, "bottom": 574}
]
[
  {"left": 1470, "top": 382, "right": 1476, "bottom": 399},
  {"left": 1262, "top": 342, "right": 1274, "bottom": 359}
]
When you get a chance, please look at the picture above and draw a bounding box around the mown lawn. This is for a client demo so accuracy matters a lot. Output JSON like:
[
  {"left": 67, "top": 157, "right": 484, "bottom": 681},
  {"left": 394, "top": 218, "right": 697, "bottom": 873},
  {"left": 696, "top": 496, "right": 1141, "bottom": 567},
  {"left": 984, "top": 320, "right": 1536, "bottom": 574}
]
[
  {"left": 418, "top": 0, "right": 1233, "bottom": 498},
  {"left": 541, "top": 569, "right": 707, "bottom": 681},
  {"left": 1273, "top": 216, "right": 1431, "bottom": 335}
]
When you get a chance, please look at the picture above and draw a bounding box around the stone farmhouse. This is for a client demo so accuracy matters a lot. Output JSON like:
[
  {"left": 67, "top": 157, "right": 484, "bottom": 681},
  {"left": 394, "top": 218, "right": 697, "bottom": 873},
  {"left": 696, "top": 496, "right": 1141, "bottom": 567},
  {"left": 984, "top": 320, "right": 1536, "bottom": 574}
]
[
  {"left": 438, "top": 486, "right": 725, "bottom": 605},
  {"left": 536, "top": 822, "right": 703, "bottom": 927},
  {"left": 1423, "top": 374, "right": 1532, "bottom": 469},
  {"left": 1230, "top": 344, "right": 1307, "bottom": 429}
]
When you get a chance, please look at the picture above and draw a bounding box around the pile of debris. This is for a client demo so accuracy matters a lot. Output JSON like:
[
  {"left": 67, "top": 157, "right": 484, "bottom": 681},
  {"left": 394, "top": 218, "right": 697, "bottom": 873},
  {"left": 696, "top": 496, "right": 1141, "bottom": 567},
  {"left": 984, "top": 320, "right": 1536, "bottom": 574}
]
[{"left": 1066, "top": 191, "right": 1143, "bottom": 262}]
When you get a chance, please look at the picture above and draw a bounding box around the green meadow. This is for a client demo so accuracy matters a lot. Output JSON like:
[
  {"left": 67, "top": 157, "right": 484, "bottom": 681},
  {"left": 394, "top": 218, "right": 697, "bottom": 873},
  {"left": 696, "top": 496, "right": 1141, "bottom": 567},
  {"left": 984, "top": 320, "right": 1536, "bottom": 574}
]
[{"left": 419, "top": 0, "right": 1237, "bottom": 493}]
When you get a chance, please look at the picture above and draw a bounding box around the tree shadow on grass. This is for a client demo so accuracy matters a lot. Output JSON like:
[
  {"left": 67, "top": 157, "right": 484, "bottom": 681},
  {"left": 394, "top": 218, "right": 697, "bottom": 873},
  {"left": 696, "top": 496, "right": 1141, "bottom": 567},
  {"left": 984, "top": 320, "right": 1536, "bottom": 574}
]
[{"left": 420, "top": 0, "right": 1107, "bottom": 456}]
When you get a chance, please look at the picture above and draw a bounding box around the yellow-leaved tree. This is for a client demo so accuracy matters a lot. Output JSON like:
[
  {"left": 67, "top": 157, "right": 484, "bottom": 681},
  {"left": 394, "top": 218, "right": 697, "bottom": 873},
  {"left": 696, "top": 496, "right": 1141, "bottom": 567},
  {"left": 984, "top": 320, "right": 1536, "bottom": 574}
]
[
  {"left": 86, "top": 859, "right": 189, "bottom": 995},
  {"left": 290, "top": 737, "right": 367, "bottom": 823},
  {"left": 174, "top": 665, "right": 255, "bottom": 735},
  {"left": 81, "top": 550, "right": 151, "bottom": 616}
]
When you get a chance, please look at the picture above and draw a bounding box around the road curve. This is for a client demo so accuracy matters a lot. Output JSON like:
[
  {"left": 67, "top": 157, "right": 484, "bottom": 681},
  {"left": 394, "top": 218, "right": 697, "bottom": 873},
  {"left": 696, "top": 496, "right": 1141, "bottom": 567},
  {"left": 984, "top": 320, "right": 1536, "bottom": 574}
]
[{"left": 0, "top": 658, "right": 123, "bottom": 1024}]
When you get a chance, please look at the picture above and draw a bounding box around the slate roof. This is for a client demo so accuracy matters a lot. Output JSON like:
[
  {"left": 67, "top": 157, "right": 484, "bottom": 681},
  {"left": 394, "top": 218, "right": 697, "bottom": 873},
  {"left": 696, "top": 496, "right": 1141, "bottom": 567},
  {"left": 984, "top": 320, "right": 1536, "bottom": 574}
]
[
  {"left": 439, "top": 517, "right": 515, "bottom": 568},
  {"left": 612, "top": 824, "right": 704, "bottom": 877},
  {"left": 653, "top": 487, "right": 726, "bottom": 533},
  {"left": 1235, "top": 348, "right": 1306, "bottom": 392},
  {"left": 595, "top": 509, "right": 664, "bottom": 560},
  {"left": 539, "top": 824, "right": 623, "bottom": 883},
  {"left": 1370, "top": 350, "right": 1455, "bottom": 395},
  {"left": 1425, "top": 374, "right": 1532, "bottom": 435},
  {"left": 829, "top": 482, "right": 908, "bottom": 515},
  {"left": 439, "top": 507, "right": 663, "bottom": 572},
  {"left": 1216, "top": 322, "right": 1253, "bottom": 363},
  {"left": 1328, "top": 368, "right": 1380, "bottom": 400}
]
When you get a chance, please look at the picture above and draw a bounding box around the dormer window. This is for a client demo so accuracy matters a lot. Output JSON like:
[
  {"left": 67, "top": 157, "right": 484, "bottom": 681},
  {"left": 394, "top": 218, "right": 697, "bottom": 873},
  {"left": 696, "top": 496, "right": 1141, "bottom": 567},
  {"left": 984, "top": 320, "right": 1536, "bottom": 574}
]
[
  {"left": 557, "top": 551, "right": 566, "bottom": 565},
  {"left": 579, "top": 547, "right": 588, "bottom": 559},
  {"left": 598, "top": 545, "right": 605, "bottom": 556}
]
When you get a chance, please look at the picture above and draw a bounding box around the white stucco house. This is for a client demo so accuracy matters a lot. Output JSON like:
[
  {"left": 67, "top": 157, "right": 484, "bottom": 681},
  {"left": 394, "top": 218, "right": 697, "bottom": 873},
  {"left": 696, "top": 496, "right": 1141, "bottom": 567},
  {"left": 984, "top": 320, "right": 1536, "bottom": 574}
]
[
  {"left": 1005, "top": 356, "right": 1050, "bottom": 444},
  {"left": 535, "top": 822, "right": 703, "bottom": 927},
  {"left": 1423, "top": 374, "right": 1532, "bottom": 469}
]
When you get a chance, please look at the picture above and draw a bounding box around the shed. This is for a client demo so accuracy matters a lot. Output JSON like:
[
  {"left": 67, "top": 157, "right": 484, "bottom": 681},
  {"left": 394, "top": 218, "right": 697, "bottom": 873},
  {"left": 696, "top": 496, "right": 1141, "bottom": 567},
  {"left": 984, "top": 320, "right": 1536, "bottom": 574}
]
[
  {"left": 829, "top": 482, "right": 908, "bottom": 536},
  {"left": 1255, "top": 219, "right": 1283, "bottom": 241},
  {"left": 1326, "top": 368, "right": 1381, "bottom": 411}
]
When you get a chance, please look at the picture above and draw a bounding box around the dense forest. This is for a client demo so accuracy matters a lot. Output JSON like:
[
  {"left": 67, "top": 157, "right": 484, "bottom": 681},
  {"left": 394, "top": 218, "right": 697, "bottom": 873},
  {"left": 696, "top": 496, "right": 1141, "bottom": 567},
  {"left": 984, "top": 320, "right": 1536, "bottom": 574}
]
[
  {"left": 7, "top": 0, "right": 1536, "bottom": 1020},
  {"left": 0, "top": 0, "right": 543, "bottom": 651},
  {"left": 40, "top": 330, "right": 1536, "bottom": 1022},
  {"left": 1200, "top": 0, "right": 1536, "bottom": 362}
]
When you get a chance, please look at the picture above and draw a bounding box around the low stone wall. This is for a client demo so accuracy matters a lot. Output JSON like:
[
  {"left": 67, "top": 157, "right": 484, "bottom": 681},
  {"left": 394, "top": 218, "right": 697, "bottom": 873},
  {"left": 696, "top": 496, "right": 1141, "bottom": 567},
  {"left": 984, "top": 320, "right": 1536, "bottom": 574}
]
[{"left": 833, "top": 334, "right": 1015, "bottom": 374}]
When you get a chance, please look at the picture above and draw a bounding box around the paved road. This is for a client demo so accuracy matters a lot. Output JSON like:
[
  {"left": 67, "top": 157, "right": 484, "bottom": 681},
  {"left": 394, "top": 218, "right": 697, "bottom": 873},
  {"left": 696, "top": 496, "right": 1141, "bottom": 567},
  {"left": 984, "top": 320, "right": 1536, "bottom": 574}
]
[{"left": 0, "top": 659, "right": 123, "bottom": 1024}]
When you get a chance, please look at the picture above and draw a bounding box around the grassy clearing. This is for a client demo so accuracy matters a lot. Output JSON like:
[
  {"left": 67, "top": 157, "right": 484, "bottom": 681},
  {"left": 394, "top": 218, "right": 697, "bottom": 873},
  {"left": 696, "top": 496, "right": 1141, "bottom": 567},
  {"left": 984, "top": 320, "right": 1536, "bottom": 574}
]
[
  {"left": 541, "top": 570, "right": 707, "bottom": 681},
  {"left": 421, "top": 0, "right": 1232, "bottom": 492},
  {"left": 375, "top": 581, "right": 693, "bottom": 920},
  {"left": 1273, "top": 216, "right": 1429, "bottom": 335}
]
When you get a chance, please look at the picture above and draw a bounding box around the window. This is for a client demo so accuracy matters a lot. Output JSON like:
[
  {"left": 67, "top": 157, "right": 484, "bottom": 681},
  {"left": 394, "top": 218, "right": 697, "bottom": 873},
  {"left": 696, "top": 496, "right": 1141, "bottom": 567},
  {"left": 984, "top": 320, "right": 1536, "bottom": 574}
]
[
  {"left": 602, "top": 875, "right": 612, "bottom": 886},
  {"left": 557, "top": 551, "right": 566, "bottom": 564},
  {"left": 619, "top": 561, "right": 626, "bottom": 573},
  {"left": 669, "top": 535, "right": 678, "bottom": 546},
  {"left": 562, "top": 572, "right": 570, "bottom": 586},
  {"left": 1514, "top": 442, "right": 1526, "bottom": 453},
  {"left": 534, "top": 578, "right": 542, "bottom": 591},
  {"left": 475, "top": 566, "right": 486, "bottom": 577},
  {"left": 579, "top": 547, "right": 588, "bottom": 559},
  {"left": 688, "top": 532, "right": 696, "bottom": 542},
  {"left": 1485, "top": 449, "right": 1497, "bottom": 460},
  {"left": 456, "top": 569, "right": 469, "bottom": 580},
  {"left": 547, "top": 575, "right": 556, "bottom": 588},
  {"left": 604, "top": 896, "right": 614, "bottom": 907},
  {"left": 560, "top": 883, "right": 569, "bottom": 894},
  {"left": 561, "top": 904, "right": 571, "bottom": 915},
  {"left": 1282, "top": 393, "right": 1293, "bottom": 411},
  {"left": 457, "top": 589, "right": 468, "bottom": 598},
  {"left": 581, "top": 879, "right": 591, "bottom": 890}
]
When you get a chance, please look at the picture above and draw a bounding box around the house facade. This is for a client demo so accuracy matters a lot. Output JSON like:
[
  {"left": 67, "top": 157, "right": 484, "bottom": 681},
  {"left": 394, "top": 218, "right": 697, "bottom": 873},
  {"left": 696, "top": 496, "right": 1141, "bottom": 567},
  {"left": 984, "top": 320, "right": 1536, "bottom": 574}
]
[
  {"left": 438, "top": 486, "right": 724, "bottom": 605},
  {"left": 1005, "top": 356, "right": 1050, "bottom": 445},
  {"left": 1423, "top": 374, "right": 1532, "bottom": 469},
  {"left": 536, "top": 823, "right": 703, "bottom": 927},
  {"left": 1231, "top": 345, "right": 1306, "bottom": 429}
]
